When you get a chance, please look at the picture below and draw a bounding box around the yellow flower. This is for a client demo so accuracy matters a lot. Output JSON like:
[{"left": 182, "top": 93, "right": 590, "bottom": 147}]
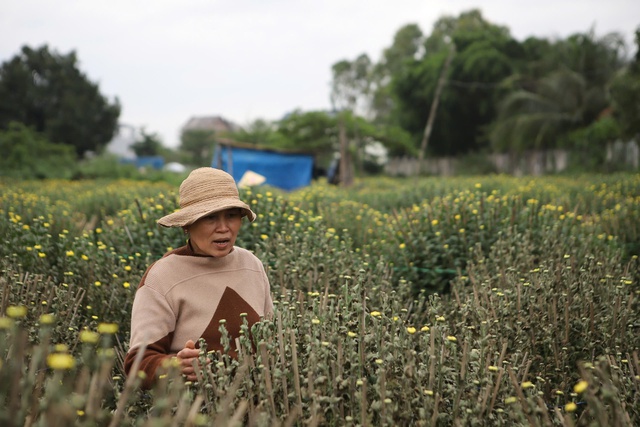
[
  {"left": 423, "top": 390, "right": 434, "bottom": 396},
  {"left": 260, "top": 234, "right": 268, "bottom": 240},
  {"left": 54, "top": 344, "right": 68, "bottom": 352},
  {"left": 94, "top": 281, "right": 101, "bottom": 287},
  {"left": 6, "top": 305, "right": 27, "bottom": 318},
  {"left": 124, "top": 266, "right": 132, "bottom": 271},
  {"left": 573, "top": 380, "right": 588, "bottom": 394},
  {"left": 81, "top": 255, "right": 89, "bottom": 261},
  {"left": 47, "top": 353, "right": 76, "bottom": 370},
  {"left": 79, "top": 330, "right": 100, "bottom": 343},
  {"left": 66, "top": 250, "right": 75, "bottom": 257},
  {"left": 521, "top": 381, "right": 534, "bottom": 389},
  {"left": 39, "top": 314, "right": 55, "bottom": 325},
  {"left": 311, "top": 318, "right": 321, "bottom": 325},
  {"left": 446, "top": 336, "right": 457, "bottom": 342},
  {"left": 488, "top": 366, "right": 499, "bottom": 372},
  {"left": 420, "top": 326, "right": 430, "bottom": 332},
  {"left": 505, "top": 396, "right": 518, "bottom": 404},
  {"left": 431, "top": 219, "right": 438, "bottom": 226},
  {"left": 97, "top": 323, "right": 119, "bottom": 334},
  {"left": 564, "top": 402, "right": 577, "bottom": 412},
  {"left": 399, "top": 243, "right": 406, "bottom": 249},
  {"left": 38, "top": 252, "right": 46, "bottom": 258},
  {"left": 0, "top": 317, "right": 15, "bottom": 329},
  {"left": 406, "top": 326, "right": 417, "bottom": 334},
  {"left": 347, "top": 331, "right": 357, "bottom": 338},
  {"left": 123, "top": 282, "right": 131, "bottom": 289},
  {"left": 370, "top": 311, "right": 382, "bottom": 317}
]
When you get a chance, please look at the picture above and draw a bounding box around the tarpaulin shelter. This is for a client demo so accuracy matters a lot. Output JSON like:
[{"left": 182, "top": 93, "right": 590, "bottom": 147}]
[
  {"left": 121, "top": 155, "right": 165, "bottom": 170},
  {"left": 212, "top": 139, "right": 315, "bottom": 191}
]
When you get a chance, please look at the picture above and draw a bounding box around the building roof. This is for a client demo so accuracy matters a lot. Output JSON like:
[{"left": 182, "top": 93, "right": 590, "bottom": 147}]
[{"left": 181, "top": 115, "right": 241, "bottom": 134}]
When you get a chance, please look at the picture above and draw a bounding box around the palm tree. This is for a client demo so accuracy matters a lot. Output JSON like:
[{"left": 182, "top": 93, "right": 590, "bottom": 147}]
[
  {"left": 490, "top": 69, "right": 590, "bottom": 152},
  {"left": 490, "top": 29, "right": 627, "bottom": 153}
]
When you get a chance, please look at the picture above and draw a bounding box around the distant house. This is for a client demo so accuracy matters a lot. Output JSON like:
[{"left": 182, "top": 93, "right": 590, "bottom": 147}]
[
  {"left": 181, "top": 115, "right": 241, "bottom": 135},
  {"left": 106, "top": 123, "right": 139, "bottom": 159}
]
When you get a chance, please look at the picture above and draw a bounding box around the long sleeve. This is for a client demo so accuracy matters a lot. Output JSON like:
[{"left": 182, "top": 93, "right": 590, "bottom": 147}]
[
  {"left": 124, "top": 276, "right": 177, "bottom": 389},
  {"left": 262, "top": 263, "right": 275, "bottom": 319}
]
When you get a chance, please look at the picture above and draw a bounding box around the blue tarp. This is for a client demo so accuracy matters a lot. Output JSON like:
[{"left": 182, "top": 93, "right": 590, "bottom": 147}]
[
  {"left": 213, "top": 145, "right": 314, "bottom": 191},
  {"left": 121, "top": 156, "right": 165, "bottom": 170}
]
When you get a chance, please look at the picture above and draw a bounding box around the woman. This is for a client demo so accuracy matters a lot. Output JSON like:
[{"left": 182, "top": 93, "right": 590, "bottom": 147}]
[{"left": 124, "top": 167, "right": 274, "bottom": 389}]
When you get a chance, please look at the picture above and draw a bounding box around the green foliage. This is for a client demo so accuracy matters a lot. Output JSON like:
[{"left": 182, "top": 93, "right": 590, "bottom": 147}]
[
  {"left": 610, "top": 71, "right": 640, "bottom": 140},
  {"left": 335, "top": 11, "right": 635, "bottom": 160},
  {"left": 0, "top": 45, "right": 121, "bottom": 157},
  {"left": 560, "top": 116, "right": 621, "bottom": 172},
  {"left": 272, "top": 110, "right": 338, "bottom": 155},
  {"left": 610, "top": 28, "right": 640, "bottom": 140},
  {"left": 0, "top": 122, "right": 76, "bottom": 179},
  {"left": 330, "top": 54, "right": 373, "bottom": 113},
  {"left": 179, "top": 129, "right": 216, "bottom": 166},
  {"left": 391, "top": 10, "right": 518, "bottom": 156},
  {"left": 130, "top": 129, "right": 163, "bottom": 157}
]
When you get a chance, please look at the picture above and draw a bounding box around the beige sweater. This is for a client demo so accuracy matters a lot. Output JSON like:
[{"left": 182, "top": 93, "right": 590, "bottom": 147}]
[{"left": 124, "top": 243, "right": 273, "bottom": 389}]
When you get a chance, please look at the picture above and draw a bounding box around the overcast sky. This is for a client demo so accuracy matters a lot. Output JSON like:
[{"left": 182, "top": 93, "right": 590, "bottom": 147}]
[{"left": 2, "top": 1, "right": 638, "bottom": 148}]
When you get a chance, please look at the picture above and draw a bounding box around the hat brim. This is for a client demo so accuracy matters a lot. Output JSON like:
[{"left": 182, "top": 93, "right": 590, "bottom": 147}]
[{"left": 157, "top": 198, "right": 256, "bottom": 227}]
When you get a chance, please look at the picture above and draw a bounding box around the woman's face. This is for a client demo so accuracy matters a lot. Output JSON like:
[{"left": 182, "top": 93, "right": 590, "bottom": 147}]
[{"left": 186, "top": 208, "right": 243, "bottom": 257}]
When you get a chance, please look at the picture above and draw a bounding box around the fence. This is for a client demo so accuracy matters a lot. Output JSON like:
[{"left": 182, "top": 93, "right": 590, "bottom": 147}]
[{"left": 385, "top": 140, "right": 639, "bottom": 176}]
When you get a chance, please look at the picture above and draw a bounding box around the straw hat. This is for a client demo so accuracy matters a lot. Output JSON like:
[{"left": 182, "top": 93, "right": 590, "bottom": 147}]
[{"left": 157, "top": 167, "right": 256, "bottom": 227}]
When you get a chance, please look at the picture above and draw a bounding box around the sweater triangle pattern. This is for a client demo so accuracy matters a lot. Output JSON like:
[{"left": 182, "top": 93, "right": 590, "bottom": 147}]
[{"left": 197, "top": 286, "right": 261, "bottom": 355}]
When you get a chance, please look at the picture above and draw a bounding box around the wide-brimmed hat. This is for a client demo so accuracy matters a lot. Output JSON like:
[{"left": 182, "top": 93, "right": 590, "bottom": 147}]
[{"left": 157, "top": 167, "right": 256, "bottom": 227}]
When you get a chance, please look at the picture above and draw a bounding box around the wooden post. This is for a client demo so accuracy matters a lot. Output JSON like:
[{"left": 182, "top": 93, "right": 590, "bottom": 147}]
[
  {"left": 418, "top": 45, "right": 455, "bottom": 176},
  {"left": 338, "top": 113, "right": 353, "bottom": 187}
]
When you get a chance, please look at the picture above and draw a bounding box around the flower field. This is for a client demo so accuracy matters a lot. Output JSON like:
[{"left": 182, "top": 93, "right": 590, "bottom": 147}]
[{"left": 1, "top": 173, "right": 639, "bottom": 426}]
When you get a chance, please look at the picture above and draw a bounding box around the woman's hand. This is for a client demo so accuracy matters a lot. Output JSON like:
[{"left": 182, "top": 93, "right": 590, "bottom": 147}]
[{"left": 176, "top": 339, "right": 202, "bottom": 381}]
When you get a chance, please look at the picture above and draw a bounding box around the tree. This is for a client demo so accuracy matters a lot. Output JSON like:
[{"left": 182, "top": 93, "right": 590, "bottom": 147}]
[
  {"left": 391, "top": 9, "right": 517, "bottom": 156},
  {"left": 330, "top": 55, "right": 374, "bottom": 186},
  {"left": 0, "top": 122, "right": 76, "bottom": 179},
  {"left": 0, "top": 45, "right": 121, "bottom": 157},
  {"left": 228, "top": 119, "right": 278, "bottom": 146},
  {"left": 490, "top": 69, "right": 592, "bottom": 152},
  {"left": 180, "top": 129, "right": 216, "bottom": 165},
  {"left": 490, "top": 29, "right": 629, "bottom": 152},
  {"left": 330, "top": 54, "right": 373, "bottom": 117},
  {"left": 371, "top": 24, "right": 424, "bottom": 124},
  {"left": 274, "top": 111, "right": 337, "bottom": 153},
  {"left": 131, "top": 129, "right": 163, "bottom": 157},
  {"left": 610, "top": 28, "right": 640, "bottom": 140}
]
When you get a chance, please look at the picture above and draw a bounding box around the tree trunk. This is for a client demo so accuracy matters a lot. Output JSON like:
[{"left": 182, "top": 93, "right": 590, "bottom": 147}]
[
  {"left": 418, "top": 46, "right": 455, "bottom": 175},
  {"left": 338, "top": 114, "right": 353, "bottom": 186}
]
